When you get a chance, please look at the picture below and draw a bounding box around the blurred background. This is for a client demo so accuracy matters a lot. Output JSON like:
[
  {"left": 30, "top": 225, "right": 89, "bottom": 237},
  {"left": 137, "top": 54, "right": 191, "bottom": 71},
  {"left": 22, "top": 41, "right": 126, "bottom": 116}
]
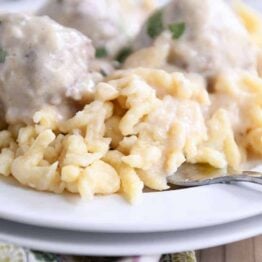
[{"left": 0, "top": 0, "right": 260, "bottom": 14}]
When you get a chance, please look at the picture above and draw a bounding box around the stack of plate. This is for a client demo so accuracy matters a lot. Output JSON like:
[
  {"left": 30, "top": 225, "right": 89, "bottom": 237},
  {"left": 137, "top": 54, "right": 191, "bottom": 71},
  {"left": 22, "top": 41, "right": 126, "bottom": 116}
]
[
  {"left": 0, "top": 175, "right": 261, "bottom": 256},
  {"left": 0, "top": 0, "right": 261, "bottom": 256}
]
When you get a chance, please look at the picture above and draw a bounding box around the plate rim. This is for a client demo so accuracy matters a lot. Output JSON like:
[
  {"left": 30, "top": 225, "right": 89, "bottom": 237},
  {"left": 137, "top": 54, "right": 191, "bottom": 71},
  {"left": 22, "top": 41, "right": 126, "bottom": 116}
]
[
  {"left": 0, "top": 215, "right": 261, "bottom": 256},
  {"left": 0, "top": 176, "right": 262, "bottom": 233}
]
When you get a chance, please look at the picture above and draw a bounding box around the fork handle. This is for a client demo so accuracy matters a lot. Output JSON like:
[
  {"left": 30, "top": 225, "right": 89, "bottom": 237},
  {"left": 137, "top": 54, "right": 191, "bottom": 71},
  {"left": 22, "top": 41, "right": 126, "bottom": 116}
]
[
  {"left": 169, "top": 171, "right": 262, "bottom": 187},
  {"left": 233, "top": 171, "right": 262, "bottom": 185}
]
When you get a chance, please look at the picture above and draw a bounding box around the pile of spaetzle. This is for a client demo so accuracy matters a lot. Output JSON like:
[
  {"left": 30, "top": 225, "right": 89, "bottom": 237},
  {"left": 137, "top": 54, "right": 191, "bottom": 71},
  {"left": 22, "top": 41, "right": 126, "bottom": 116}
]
[
  {"left": 0, "top": 67, "right": 261, "bottom": 202},
  {"left": 0, "top": 2, "right": 262, "bottom": 203}
]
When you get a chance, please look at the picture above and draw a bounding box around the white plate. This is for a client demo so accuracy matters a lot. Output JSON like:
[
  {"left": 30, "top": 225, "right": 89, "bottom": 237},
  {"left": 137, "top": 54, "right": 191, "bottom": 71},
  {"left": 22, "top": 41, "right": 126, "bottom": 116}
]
[
  {"left": 0, "top": 176, "right": 262, "bottom": 233},
  {"left": 0, "top": 215, "right": 261, "bottom": 256},
  {"left": 0, "top": 0, "right": 261, "bottom": 235}
]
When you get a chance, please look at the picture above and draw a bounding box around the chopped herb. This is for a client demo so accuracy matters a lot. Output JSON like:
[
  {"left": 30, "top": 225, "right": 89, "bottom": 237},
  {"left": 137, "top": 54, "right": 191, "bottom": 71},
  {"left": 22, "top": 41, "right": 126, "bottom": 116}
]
[
  {"left": 116, "top": 47, "right": 133, "bottom": 63},
  {"left": 95, "top": 47, "right": 108, "bottom": 58},
  {"left": 147, "top": 10, "right": 164, "bottom": 39},
  {"left": 0, "top": 48, "right": 7, "bottom": 63},
  {"left": 168, "top": 22, "right": 186, "bottom": 39}
]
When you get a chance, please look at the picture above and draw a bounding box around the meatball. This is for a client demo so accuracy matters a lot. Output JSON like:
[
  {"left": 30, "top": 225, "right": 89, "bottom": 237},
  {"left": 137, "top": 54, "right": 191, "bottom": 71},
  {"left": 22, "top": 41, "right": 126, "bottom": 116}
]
[
  {"left": 134, "top": 0, "right": 258, "bottom": 77},
  {"left": 38, "top": 0, "right": 154, "bottom": 58},
  {"left": 0, "top": 14, "right": 99, "bottom": 124}
]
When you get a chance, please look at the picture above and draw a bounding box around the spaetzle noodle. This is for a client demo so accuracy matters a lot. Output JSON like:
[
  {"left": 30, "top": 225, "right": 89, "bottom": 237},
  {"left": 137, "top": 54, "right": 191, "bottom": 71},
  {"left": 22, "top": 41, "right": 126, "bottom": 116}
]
[{"left": 0, "top": 1, "right": 262, "bottom": 203}]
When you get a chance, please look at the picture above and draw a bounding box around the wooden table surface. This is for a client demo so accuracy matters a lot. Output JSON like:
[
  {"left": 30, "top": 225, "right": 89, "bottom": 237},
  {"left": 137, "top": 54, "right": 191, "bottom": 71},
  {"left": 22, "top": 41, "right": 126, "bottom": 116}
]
[{"left": 197, "top": 236, "right": 262, "bottom": 262}]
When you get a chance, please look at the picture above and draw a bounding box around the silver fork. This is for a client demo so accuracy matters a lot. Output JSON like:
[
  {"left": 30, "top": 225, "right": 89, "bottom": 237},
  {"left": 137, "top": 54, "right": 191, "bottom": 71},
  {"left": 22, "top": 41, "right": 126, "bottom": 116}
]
[{"left": 167, "top": 163, "right": 262, "bottom": 187}]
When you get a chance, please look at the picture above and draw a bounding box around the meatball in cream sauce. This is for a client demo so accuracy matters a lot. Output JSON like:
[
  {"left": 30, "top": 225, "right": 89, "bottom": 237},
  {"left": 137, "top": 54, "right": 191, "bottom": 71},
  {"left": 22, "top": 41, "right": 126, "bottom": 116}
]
[
  {"left": 0, "top": 14, "right": 99, "bottom": 124},
  {"left": 39, "top": 0, "right": 154, "bottom": 59},
  {"left": 134, "top": 0, "right": 258, "bottom": 77}
]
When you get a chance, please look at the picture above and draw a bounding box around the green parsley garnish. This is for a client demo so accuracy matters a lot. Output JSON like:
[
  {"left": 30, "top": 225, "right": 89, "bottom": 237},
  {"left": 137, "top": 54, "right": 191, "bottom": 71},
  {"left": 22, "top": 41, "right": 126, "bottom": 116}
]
[
  {"left": 116, "top": 47, "right": 133, "bottom": 63},
  {"left": 0, "top": 48, "right": 7, "bottom": 63},
  {"left": 147, "top": 10, "right": 164, "bottom": 39},
  {"left": 168, "top": 22, "right": 186, "bottom": 39},
  {"left": 95, "top": 47, "right": 108, "bottom": 58}
]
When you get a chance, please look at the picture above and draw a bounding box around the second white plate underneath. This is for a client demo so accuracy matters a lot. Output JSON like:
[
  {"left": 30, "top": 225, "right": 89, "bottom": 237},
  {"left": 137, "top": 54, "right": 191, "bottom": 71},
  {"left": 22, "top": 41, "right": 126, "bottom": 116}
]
[{"left": 0, "top": 215, "right": 262, "bottom": 256}]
